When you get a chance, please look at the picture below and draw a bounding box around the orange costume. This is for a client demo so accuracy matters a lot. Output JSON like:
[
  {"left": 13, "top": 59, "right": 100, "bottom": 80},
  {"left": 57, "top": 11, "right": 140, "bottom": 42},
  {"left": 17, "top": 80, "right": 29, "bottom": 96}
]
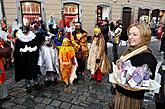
[{"left": 59, "top": 38, "right": 77, "bottom": 85}]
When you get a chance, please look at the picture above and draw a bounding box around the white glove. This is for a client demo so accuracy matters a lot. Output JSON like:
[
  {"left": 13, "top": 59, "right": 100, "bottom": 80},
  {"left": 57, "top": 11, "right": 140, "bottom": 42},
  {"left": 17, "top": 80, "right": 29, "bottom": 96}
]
[{"left": 29, "top": 46, "right": 37, "bottom": 52}]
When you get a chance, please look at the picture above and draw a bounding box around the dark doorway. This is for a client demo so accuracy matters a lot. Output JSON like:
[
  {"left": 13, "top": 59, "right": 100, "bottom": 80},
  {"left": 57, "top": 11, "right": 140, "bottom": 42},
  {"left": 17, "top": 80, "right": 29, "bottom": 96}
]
[
  {"left": 63, "top": 3, "right": 79, "bottom": 23},
  {"left": 97, "top": 6, "right": 103, "bottom": 20},
  {"left": 151, "top": 9, "right": 159, "bottom": 23},
  {"left": 138, "top": 8, "right": 150, "bottom": 23},
  {"left": 121, "top": 7, "right": 132, "bottom": 41}
]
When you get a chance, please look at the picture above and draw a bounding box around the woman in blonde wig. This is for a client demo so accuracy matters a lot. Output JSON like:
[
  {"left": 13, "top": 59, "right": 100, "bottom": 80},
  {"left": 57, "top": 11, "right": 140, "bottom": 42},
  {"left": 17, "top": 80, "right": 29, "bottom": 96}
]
[{"left": 114, "top": 22, "right": 157, "bottom": 109}]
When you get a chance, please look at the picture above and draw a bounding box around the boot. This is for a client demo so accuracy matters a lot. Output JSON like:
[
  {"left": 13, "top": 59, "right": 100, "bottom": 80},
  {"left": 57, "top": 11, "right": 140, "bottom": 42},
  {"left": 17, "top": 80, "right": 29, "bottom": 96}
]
[{"left": 25, "top": 79, "right": 32, "bottom": 93}]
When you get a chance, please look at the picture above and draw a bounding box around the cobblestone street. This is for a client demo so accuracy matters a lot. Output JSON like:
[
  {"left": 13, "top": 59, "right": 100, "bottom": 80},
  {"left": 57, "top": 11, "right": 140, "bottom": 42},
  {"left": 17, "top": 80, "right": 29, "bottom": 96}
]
[{"left": 0, "top": 37, "right": 163, "bottom": 109}]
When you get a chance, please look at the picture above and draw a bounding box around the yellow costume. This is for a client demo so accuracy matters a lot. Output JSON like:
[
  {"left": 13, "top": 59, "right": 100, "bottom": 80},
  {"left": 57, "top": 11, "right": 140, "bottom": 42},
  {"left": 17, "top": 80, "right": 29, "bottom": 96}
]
[
  {"left": 72, "top": 30, "right": 88, "bottom": 59},
  {"left": 59, "top": 38, "right": 77, "bottom": 85}
]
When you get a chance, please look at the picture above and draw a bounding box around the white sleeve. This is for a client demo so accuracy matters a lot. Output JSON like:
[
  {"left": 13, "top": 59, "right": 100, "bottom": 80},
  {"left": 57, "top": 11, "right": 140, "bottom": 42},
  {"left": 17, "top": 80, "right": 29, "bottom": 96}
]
[
  {"left": 54, "top": 48, "right": 59, "bottom": 74},
  {"left": 38, "top": 47, "right": 44, "bottom": 67}
]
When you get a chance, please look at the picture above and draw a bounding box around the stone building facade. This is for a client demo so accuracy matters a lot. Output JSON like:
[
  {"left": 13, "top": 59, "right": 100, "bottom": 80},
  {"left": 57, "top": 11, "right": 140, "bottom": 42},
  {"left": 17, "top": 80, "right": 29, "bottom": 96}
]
[{"left": 1, "top": 0, "right": 165, "bottom": 36}]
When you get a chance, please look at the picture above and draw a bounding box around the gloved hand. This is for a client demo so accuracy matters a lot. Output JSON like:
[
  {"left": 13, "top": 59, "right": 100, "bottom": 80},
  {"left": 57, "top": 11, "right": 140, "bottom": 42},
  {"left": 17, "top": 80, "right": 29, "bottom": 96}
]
[{"left": 96, "top": 59, "right": 100, "bottom": 63}]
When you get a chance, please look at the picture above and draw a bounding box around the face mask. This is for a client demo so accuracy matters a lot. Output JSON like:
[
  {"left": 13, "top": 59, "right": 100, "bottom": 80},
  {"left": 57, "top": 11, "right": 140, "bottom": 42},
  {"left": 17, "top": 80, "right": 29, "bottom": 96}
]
[
  {"left": 45, "top": 40, "right": 51, "bottom": 45},
  {"left": 94, "top": 33, "right": 99, "bottom": 36}
]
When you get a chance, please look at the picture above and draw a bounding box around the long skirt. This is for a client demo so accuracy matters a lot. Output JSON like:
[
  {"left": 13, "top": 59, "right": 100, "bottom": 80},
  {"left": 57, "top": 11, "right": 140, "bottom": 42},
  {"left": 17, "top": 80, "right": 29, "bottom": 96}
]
[
  {"left": 60, "top": 64, "right": 72, "bottom": 85},
  {"left": 114, "top": 91, "right": 143, "bottom": 109}
]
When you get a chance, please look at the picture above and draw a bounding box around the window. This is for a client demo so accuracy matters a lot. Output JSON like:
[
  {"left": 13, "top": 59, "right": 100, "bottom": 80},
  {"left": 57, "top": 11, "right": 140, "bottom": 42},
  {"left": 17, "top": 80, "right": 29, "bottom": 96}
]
[{"left": 21, "top": 1, "right": 41, "bottom": 25}]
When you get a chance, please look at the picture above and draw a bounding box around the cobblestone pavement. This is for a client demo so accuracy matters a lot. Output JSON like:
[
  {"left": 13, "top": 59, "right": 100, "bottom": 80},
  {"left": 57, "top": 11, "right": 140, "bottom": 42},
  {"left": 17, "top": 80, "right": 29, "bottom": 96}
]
[{"left": 0, "top": 37, "right": 162, "bottom": 109}]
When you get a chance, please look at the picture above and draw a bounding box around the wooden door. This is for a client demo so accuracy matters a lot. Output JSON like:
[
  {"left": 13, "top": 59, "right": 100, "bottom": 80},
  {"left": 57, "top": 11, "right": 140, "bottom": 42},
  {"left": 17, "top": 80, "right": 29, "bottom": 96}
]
[{"left": 122, "top": 7, "right": 132, "bottom": 41}]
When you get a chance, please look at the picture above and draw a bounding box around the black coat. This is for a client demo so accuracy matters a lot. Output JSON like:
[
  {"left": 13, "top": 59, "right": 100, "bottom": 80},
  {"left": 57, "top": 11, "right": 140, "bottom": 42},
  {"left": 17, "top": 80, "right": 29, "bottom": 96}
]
[
  {"left": 14, "top": 32, "right": 44, "bottom": 82},
  {"left": 155, "top": 65, "right": 165, "bottom": 104}
]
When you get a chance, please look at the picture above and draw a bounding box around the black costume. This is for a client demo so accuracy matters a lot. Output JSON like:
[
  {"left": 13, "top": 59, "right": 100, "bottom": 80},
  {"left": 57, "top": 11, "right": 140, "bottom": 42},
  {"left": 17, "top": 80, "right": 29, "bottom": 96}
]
[{"left": 14, "top": 29, "right": 44, "bottom": 92}]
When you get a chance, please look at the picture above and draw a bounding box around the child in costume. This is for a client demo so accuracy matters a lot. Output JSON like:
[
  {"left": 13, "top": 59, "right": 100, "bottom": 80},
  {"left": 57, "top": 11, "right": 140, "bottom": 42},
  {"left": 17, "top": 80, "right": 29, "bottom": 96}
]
[
  {"left": 87, "top": 27, "right": 111, "bottom": 82},
  {"left": 59, "top": 38, "right": 78, "bottom": 85},
  {"left": 38, "top": 34, "right": 59, "bottom": 86},
  {"left": 53, "top": 28, "right": 65, "bottom": 47},
  {"left": 72, "top": 22, "right": 88, "bottom": 80}
]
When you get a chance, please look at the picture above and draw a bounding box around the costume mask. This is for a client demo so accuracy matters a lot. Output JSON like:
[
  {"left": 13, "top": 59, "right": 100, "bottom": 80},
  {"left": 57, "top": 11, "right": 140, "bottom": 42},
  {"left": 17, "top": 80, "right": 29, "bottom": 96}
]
[
  {"left": 22, "top": 26, "right": 30, "bottom": 34},
  {"left": 62, "top": 38, "right": 69, "bottom": 46},
  {"left": 93, "top": 27, "right": 101, "bottom": 37}
]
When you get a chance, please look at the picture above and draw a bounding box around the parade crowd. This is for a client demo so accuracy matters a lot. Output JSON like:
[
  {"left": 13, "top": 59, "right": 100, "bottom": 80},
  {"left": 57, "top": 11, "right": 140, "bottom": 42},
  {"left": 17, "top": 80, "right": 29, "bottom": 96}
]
[{"left": 0, "top": 15, "right": 165, "bottom": 109}]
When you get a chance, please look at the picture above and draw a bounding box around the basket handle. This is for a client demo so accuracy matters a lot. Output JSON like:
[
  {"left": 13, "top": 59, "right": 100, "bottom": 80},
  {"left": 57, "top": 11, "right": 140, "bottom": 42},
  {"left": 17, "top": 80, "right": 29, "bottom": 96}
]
[{"left": 0, "top": 37, "right": 11, "bottom": 47}]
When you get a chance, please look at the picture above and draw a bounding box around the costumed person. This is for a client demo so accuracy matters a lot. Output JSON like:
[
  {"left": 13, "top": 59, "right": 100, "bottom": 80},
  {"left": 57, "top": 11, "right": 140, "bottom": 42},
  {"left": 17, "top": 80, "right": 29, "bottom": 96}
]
[
  {"left": 59, "top": 38, "right": 78, "bottom": 85},
  {"left": 0, "top": 21, "right": 13, "bottom": 69},
  {"left": 155, "top": 61, "right": 165, "bottom": 109},
  {"left": 111, "top": 22, "right": 157, "bottom": 109},
  {"left": 65, "top": 26, "right": 76, "bottom": 42},
  {"left": 112, "top": 20, "right": 122, "bottom": 63},
  {"left": 47, "top": 14, "right": 57, "bottom": 29},
  {"left": 65, "top": 26, "right": 79, "bottom": 53},
  {"left": 31, "top": 21, "right": 47, "bottom": 36},
  {"left": 0, "top": 39, "right": 11, "bottom": 101},
  {"left": 96, "top": 17, "right": 102, "bottom": 27},
  {"left": 59, "top": 19, "right": 65, "bottom": 29},
  {"left": 0, "top": 20, "right": 8, "bottom": 41},
  {"left": 14, "top": 26, "right": 44, "bottom": 93},
  {"left": 53, "top": 28, "right": 65, "bottom": 48},
  {"left": 101, "top": 19, "right": 109, "bottom": 55},
  {"left": 72, "top": 22, "right": 89, "bottom": 80},
  {"left": 157, "top": 21, "right": 163, "bottom": 40},
  {"left": 87, "top": 27, "right": 111, "bottom": 82},
  {"left": 160, "top": 24, "right": 165, "bottom": 53},
  {"left": 12, "top": 18, "right": 21, "bottom": 38},
  {"left": 48, "top": 24, "right": 58, "bottom": 37},
  {"left": 38, "top": 34, "right": 59, "bottom": 87}
]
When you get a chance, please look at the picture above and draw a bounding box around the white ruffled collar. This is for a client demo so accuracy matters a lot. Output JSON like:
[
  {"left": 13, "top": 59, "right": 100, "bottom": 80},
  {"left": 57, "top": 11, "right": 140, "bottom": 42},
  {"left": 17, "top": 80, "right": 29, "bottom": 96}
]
[{"left": 17, "top": 29, "right": 36, "bottom": 42}]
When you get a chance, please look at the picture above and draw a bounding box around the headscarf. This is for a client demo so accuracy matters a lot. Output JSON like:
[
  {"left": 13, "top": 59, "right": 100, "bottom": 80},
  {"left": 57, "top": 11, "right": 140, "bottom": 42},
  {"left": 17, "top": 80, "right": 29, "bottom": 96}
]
[{"left": 122, "top": 22, "right": 151, "bottom": 56}]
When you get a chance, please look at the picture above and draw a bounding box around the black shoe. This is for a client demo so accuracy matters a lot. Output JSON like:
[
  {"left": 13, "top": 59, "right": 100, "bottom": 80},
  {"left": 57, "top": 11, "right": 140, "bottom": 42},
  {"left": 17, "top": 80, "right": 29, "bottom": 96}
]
[
  {"left": 90, "top": 78, "right": 95, "bottom": 81},
  {"left": 97, "top": 80, "right": 101, "bottom": 83},
  {"left": 44, "top": 80, "right": 51, "bottom": 87},
  {"left": 0, "top": 96, "right": 11, "bottom": 101},
  {"left": 26, "top": 87, "right": 32, "bottom": 93}
]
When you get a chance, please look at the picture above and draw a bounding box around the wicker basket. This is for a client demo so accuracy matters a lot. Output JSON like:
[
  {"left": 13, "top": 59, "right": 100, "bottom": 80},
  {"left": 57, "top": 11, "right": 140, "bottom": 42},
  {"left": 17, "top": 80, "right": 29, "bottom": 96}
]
[
  {"left": 117, "top": 83, "right": 146, "bottom": 91},
  {"left": 0, "top": 47, "right": 12, "bottom": 58},
  {"left": 0, "top": 38, "right": 12, "bottom": 58}
]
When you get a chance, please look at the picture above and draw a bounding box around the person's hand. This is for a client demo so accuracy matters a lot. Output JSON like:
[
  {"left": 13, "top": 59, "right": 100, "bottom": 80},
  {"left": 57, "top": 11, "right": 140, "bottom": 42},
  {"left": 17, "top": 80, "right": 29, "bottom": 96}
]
[{"left": 96, "top": 59, "right": 100, "bottom": 63}]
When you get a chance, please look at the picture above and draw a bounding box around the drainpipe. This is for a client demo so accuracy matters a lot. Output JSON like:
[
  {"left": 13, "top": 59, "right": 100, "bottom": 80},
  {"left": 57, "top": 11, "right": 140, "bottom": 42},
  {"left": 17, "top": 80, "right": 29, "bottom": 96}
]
[{"left": 1, "top": 0, "right": 6, "bottom": 23}]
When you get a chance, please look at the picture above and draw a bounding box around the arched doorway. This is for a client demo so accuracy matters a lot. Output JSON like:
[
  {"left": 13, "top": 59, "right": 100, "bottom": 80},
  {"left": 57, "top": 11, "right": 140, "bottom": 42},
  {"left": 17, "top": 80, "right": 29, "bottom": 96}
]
[
  {"left": 20, "top": 1, "right": 41, "bottom": 26},
  {"left": 122, "top": 7, "right": 132, "bottom": 41},
  {"left": 138, "top": 8, "right": 150, "bottom": 24},
  {"left": 96, "top": 3, "right": 111, "bottom": 22},
  {"left": 62, "top": 2, "right": 80, "bottom": 24},
  {"left": 17, "top": 0, "right": 45, "bottom": 26},
  {"left": 151, "top": 9, "right": 159, "bottom": 24}
]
